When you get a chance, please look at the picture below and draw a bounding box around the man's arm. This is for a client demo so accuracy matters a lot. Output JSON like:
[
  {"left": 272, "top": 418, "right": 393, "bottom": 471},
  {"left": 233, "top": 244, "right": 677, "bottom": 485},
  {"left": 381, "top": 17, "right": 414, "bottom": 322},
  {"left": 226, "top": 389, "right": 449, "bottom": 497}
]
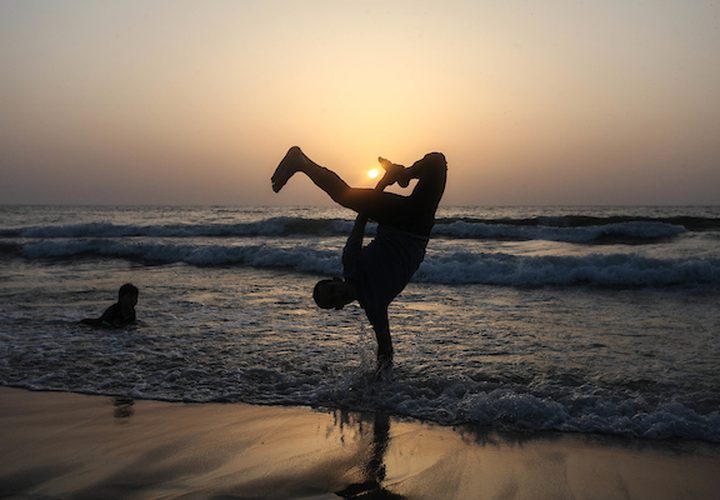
[
  {"left": 378, "top": 152, "right": 446, "bottom": 185},
  {"left": 342, "top": 213, "right": 367, "bottom": 278},
  {"left": 98, "top": 303, "right": 122, "bottom": 328},
  {"left": 342, "top": 174, "right": 394, "bottom": 277},
  {"left": 80, "top": 317, "right": 102, "bottom": 326},
  {"left": 81, "top": 303, "right": 119, "bottom": 328}
]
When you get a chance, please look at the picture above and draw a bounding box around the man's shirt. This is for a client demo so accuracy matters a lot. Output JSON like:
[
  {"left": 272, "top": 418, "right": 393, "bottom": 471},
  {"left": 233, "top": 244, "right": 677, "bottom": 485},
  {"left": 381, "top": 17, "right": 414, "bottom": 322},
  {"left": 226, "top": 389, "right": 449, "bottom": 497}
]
[{"left": 343, "top": 223, "right": 429, "bottom": 330}]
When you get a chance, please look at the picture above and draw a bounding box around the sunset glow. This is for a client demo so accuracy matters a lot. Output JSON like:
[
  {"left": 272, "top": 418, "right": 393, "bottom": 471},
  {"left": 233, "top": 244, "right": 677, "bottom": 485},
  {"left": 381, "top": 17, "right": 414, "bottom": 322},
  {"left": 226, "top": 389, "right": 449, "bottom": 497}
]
[
  {"left": 1, "top": 1, "right": 719, "bottom": 205},
  {"left": 1, "top": 3, "right": 720, "bottom": 492}
]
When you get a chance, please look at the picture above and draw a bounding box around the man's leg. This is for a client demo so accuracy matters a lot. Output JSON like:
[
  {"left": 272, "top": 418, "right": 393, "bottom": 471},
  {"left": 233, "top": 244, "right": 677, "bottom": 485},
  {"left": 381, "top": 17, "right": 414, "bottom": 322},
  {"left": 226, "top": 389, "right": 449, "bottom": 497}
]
[{"left": 272, "top": 147, "right": 411, "bottom": 224}]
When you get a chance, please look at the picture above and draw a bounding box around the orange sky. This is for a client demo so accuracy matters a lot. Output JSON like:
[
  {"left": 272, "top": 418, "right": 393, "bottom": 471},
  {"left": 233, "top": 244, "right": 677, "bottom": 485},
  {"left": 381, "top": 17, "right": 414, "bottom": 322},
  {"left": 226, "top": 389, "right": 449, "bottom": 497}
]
[{"left": 1, "top": 1, "right": 719, "bottom": 205}]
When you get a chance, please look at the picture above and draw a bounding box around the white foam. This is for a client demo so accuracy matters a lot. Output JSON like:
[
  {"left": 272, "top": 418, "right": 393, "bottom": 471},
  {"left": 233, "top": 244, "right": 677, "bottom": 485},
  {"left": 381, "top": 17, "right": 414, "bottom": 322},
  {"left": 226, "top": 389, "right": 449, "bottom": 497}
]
[
  {"left": 22, "top": 239, "right": 340, "bottom": 273},
  {"left": 20, "top": 240, "right": 720, "bottom": 287},
  {"left": 415, "top": 251, "right": 720, "bottom": 286},
  {"left": 5, "top": 365, "right": 719, "bottom": 441}
]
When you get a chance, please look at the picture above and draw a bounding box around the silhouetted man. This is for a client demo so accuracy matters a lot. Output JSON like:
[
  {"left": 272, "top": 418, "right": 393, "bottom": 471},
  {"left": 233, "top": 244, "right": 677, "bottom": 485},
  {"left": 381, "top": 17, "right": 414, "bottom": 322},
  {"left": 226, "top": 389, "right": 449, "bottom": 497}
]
[{"left": 272, "top": 147, "right": 446, "bottom": 371}]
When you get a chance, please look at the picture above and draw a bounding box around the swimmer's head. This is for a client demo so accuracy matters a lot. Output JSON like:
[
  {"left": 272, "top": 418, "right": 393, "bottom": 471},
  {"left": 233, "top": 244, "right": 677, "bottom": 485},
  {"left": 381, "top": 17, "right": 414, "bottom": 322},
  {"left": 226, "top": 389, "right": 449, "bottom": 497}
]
[
  {"left": 118, "top": 283, "right": 139, "bottom": 307},
  {"left": 313, "top": 278, "right": 355, "bottom": 310}
]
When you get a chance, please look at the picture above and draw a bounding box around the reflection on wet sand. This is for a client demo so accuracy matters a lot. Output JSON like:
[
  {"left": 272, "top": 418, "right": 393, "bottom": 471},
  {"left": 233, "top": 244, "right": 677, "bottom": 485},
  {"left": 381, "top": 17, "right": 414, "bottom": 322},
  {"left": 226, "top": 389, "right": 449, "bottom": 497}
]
[
  {"left": 111, "top": 396, "right": 134, "bottom": 420},
  {"left": 1, "top": 388, "right": 719, "bottom": 499},
  {"left": 335, "top": 412, "right": 404, "bottom": 499}
]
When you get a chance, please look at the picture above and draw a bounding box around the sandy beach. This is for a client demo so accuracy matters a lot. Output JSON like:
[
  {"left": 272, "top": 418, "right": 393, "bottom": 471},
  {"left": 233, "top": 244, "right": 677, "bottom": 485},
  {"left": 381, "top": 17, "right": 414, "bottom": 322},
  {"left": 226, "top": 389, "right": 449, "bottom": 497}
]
[{"left": 0, "top": 387, "right": 718, "bottom": 499}]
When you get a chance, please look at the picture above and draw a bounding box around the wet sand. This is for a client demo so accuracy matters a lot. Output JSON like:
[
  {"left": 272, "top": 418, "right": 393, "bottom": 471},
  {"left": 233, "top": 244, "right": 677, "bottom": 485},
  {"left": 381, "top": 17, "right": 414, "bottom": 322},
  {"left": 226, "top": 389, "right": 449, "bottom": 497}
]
[{"left": 1, "top": 387, "right": 718, "bottom": 499}]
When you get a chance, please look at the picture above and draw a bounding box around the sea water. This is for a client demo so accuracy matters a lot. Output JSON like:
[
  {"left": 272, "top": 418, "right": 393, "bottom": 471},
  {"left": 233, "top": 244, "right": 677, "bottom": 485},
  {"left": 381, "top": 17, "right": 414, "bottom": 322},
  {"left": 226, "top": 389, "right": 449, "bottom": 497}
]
[{"left": 1, "top": 205, "right": 719, "bottom": 441}]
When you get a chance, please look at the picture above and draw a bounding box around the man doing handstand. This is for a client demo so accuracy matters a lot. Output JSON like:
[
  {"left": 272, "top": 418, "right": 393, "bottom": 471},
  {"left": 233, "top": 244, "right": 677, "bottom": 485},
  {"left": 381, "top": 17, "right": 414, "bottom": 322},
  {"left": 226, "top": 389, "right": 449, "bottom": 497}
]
[{"left": 271, "top": 147, "right": 447, "bottom": 368}]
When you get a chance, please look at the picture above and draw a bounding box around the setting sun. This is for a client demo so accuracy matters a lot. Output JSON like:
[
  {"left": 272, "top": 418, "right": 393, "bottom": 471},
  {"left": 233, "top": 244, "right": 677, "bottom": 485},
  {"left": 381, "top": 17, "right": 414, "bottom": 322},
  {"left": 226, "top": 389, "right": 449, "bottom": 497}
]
[{"left": 368, "top": 168, "right": 379, "bottom": 179}]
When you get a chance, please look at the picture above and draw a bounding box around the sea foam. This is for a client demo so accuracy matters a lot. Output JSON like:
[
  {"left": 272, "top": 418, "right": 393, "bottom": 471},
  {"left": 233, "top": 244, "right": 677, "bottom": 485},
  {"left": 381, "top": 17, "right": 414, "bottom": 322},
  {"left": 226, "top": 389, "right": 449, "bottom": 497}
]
[
  {"left": 18, "top": 239, "right": 720, "bottom": 287},
  {"left": 4, "top": 358, "right": 719, "bottom": 442}
]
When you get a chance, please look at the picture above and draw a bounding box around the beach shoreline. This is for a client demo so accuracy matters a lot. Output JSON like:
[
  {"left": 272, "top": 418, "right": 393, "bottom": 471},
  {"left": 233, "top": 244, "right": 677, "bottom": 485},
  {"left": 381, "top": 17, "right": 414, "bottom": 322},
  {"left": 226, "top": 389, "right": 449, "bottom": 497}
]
[{"left": 1, "top": 387, "right": 719, "bottom": 499}]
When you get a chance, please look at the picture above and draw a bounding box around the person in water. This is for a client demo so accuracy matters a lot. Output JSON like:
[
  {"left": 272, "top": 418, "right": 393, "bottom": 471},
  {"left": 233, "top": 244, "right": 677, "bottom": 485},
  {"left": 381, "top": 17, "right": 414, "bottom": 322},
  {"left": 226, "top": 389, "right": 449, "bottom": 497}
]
[
  {"left": 81, "top": 283, "right": 139, "bottom": 328},
  {"left": 271, "top": 147, "right": 446, "bottom": 368}
]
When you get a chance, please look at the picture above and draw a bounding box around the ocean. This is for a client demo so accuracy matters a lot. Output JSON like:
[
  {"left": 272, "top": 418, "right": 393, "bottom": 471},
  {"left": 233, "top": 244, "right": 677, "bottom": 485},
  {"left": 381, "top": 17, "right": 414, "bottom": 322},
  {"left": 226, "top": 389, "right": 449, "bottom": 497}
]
[{"left": 1, "top": 205, "right": 719, "bottom": 442}]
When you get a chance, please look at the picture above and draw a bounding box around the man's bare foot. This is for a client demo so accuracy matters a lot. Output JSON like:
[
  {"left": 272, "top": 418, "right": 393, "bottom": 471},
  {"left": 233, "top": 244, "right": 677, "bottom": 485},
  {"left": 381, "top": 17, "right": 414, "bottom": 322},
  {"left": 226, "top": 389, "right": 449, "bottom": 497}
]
[
  {"left": 272, "top": 146, "right": 306, "bottom": 193},
  {"left": 378, "top": 157, "right": 410, "bottom": 188}
]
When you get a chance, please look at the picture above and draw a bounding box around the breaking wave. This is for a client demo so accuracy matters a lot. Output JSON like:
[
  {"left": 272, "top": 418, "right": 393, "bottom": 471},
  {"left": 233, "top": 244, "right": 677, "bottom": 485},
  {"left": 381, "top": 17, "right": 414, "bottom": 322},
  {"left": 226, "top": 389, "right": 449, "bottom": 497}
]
[
  {"left": 14, "top": 239, "right": 720, "bottom": 287},
  {"left": 0, "top": 217, "right": 689, "bottom": 243},
  {"left": 433, "top": 220, "right": 684, "bottom": 243},
  {"left": 3, "top": 357, "right": 719, "bottom": 442}
]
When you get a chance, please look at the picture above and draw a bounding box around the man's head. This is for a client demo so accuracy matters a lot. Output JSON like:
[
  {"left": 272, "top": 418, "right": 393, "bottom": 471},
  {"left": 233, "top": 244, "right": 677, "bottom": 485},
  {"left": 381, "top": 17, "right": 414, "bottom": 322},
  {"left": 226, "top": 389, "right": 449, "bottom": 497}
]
[
  {"left": 118, "top": 283, "right": 139, "bottom": 307},
  {"left": 415, "top": 152, "right": 447, "bottom": 170},
  {"left": 313, "top": 278, "right": 356, "bottom": 310}
]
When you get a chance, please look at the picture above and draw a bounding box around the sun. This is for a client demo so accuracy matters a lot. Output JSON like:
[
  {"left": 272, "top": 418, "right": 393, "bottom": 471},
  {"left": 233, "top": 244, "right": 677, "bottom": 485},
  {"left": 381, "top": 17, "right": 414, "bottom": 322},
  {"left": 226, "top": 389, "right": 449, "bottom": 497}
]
[{"left": 368, "top": 168, "right": 380, "bottom": 179}]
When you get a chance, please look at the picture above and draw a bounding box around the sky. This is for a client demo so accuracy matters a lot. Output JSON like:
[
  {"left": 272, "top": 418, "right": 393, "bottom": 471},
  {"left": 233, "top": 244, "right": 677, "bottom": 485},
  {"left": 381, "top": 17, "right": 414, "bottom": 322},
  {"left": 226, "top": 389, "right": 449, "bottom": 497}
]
[{"left": 1, "top": 0, "right": 719, "bottom": 205}]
